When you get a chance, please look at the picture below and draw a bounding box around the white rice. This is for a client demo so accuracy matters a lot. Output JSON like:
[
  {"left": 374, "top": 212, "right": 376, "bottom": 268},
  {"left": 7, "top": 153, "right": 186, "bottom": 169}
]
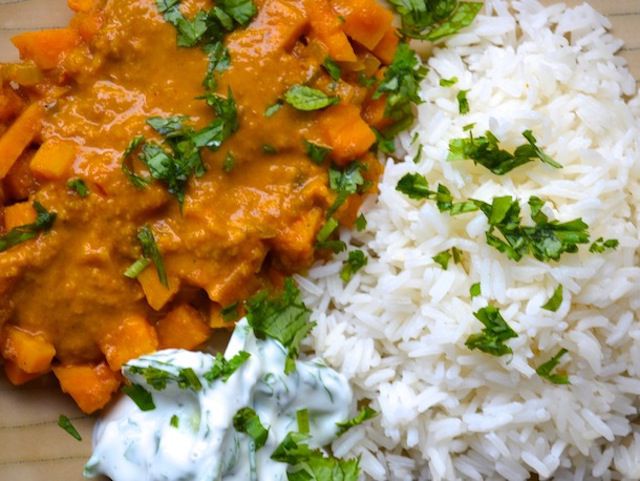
[{"left": 300, "top": 1, "right": 640, "bottom": 479}]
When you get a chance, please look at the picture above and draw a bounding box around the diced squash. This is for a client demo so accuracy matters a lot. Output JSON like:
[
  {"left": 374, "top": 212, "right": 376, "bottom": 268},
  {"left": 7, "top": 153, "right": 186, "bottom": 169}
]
[
  {"left": 255, "top": 0, "right": 309, "bottom": 52},
  {"left": 0, "top": 103, "right": 44, "bottom": 180},
  {"left": 29, "top": 140, "right": 77, "bottom": 180},
  {"left": 98, "top": 315, "right": 158, "bottom": 371},
  {"left": 68, "top": 0, "right": 95, "bottom": 12},
  {"left": 0, "top": 88, "right": 24, "bottom": 123},
  {"left": 330, "top": 0, "right": 393, "bottom": 51},
  {"left": 316, "top": 104, "right": 376, "bottom": 165},
  {"left": 270, "top": 207, "right": 323, "bottom": 269},
  {"left": 53, "top": 362, "right": 120, "bottom": 414},
  {"left": 4, "top": 202, "right": 36, "bottom": 230},
  {"left": 4, "top": 149, "right": 38, "bottom": 201},
  {"left": 72, "top": 13, "right": 103, "bottom": 41},
  {"left": 1, "top": 326, "right": 56, "bottom": 374},
  {"left": 156, "top": 305, "right": 210, "bottom": 350},
  {"left": 362, "top": 95, "right": 394, "bottom": 131},
  {"left": 4, "top": 361, "right": 42, "bottom": 386},
  {"left": 372, "top": 27, "right": 399, "bottom": 65},
  {"left": 11, "top": 28, "right": 81, "bottom": 70},
  {"left": 306, "top": 0, "right": 357, "bottom": 62},
  {"left": 1, "top": 63, "right": 43, "bottom": 87},
  {"left": 137, "top": 267, "right": 180, "bottom": 311}
]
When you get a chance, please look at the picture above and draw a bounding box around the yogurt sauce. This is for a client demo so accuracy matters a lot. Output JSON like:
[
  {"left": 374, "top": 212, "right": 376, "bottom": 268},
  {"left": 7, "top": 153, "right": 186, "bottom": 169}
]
[{"left": 84, "top": 319, "right": 354, "bottom": 481}]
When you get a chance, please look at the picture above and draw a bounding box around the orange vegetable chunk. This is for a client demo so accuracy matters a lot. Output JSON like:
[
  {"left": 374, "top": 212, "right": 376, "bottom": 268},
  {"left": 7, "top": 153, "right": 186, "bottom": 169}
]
[
  {"left": 11, "top": 28, "right": 81, "bottom": 70},
  {"left": 255, "top": 0, "right": 309, "bottom": 52},
  {"left": 29, "top": 140, "right": 77, "bottom": 180},
  {"left": 99, "top": 314, "right": 159, "bottom": 371},
  {"left": 53, "top": 363, "right": 120, "bottom": 414},
  {"left": 0, "top": 103, "right": 44, "bottom": 180},
  {"left": 372, "top": 27, "right": 400, "bottom": 65},
  {"left": 362, "top": 95, "right": 394, "bottom": 131},
  {"left": 271, "top": 207, "right": 323, "bottom": 269},
  {"left": 4, "top": 360, "right": 42, "bottom": 385},
  {"left": 157, "top": 304, "right": 211, "bottom": 350},
  {"left": 137, "top": 267, "right": 180, "bottom": 311},
  {"left": 330, "top": 0, "right": 393, "bottom": 51},
  {"left": 1, "top": 326, "right": 56, "bottom": 374},
  {"left": 306, "top": 0, "right": 357, "bottom": 62},
  {"left": 317, "top": 104, "right": 376, "bottom": 165},
  {"left": 67, "top": 0, "right": 95, "bottom": 12},
  {"left": 4, "top": 202, "right": 37, "bottom": 230}
]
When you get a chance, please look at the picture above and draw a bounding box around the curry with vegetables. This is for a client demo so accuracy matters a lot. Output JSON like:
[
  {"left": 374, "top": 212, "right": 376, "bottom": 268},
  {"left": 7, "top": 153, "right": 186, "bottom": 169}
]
[{"left": 0, "top": 0, "right": 480, "bottom": 413}]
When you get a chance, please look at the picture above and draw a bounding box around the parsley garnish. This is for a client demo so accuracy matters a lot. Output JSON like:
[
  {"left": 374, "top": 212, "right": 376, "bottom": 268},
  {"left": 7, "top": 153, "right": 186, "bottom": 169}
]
[
  {"left": 589, "top": 237, "right": 619, "bottom": 253},
  {"left": 448, "top": 129, "right": 562, "bottom": 175},
  {"left": 440, "top": 76, "right": 458, "bottom": 87},
  {"left": 373, "top": 43, "right": 427, "bottom": 134},
  {"left": 465, "top": 305, "right": 518, "bottom": 356},
  {"left": 340, "top": 250, "right": 368, "bottom": 282},
  {"left": 541, "top": 285, "right": 563, "bottom": 312},
  {"left": 127, "top": 364, "right": 203, "bottom": 391},
  {"left": 327, "top": 163, "right": 365, "bottom": 218},
  {"left": 246, "top": 278, "right": 315, "bottom": 374},
  {"left": 283, "top": 85, "right": 339, "bottom": 111},
  {"left": 122, "top": 384, "right": 156, "bottom": 411},
  {"left": 536, "top": 348, "right": 569, "bottom": 384},
  {"left": 336, "top": 407, "right": 378, "bottom": 436},
  {"left": 323, "top": 57, "right": 342, "bottom": 81},
  {"left": 389, "top": 0, "right": 482, "bottom": 41},
  {"left": 67, "top": 178, "right": 89, "bottom": 197},
  {"left": 203, "top": 351, "right": 251, "bottom": 383},
  {"left": 233, "top": 407, "right": 269, "bottom": 449},
  {"left": 470, "top": 282, "right": 481, "bottom": 298},
  {"left": 457, "top": 89, "right": 469, "bottom": 114},
  {"left": 135, "top": 225, "right": 169, "bottom": 287},
  {"left": 57, "top": 415, "right": 82, "bottom": 441},
  {"left": 0, "top": 201, "right": 56, "bottom": 253},
  {"left": 304, "top": 140, "right": 332, "bottom": 165},
  {"left": 355, "top": 214, "right": 367, "bottom": 231}
]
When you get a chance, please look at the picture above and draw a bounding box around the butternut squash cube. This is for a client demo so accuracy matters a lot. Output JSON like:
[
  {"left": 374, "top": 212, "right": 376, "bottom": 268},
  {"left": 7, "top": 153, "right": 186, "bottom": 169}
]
[
  {"left": 0, "top": 102, "right": 43, "bottom": 180},
  {"left": 30, "top": 140, "right": 77, "bottom": 180},
  {"left": 137, "top": 267, "right": 180, "bottom": 311},
  {"left": 330, "top": 0, "right": 393, "bottom": 51},
  {"left": 4, "top": 202, "right": 36, "bottom": 230},
  {"left": 11, "top": 28, "right": 81, "bottom": 70},
  {"left": 317, "top": 103, "right": 376, "bottom": 165},
  {"left": 99, "top": 315, "right": 158, "bottom": 371},
  {"left": 372, "top": 27, "right": 399, "bottom": 65},
  {"left": 53, "top": 362, "right": 120, "bottom": 414},
  {"left": 157, "top": 304, "right": 210, "bottom": 350},
  {"left": 1, "top": 326, "right": 56, "bottom": 374},
  {"left": 4, "top": 360, "right": 42, "bottom": 386},
  {"left": 307, "top": 0, "right": 357, "bottom": 62}
]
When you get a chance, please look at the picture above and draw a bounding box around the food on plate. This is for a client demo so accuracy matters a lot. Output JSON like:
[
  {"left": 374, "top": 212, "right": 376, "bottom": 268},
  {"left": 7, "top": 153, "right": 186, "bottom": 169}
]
[{"left": 298, "top": 1, "right": 640, "bottom": 480}]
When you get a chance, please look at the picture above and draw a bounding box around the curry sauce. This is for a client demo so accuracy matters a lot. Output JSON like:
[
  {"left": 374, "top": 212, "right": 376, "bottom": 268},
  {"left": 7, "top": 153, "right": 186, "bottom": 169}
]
[{"left": 0, "top": 0, "right": 398, "bottom": 412}]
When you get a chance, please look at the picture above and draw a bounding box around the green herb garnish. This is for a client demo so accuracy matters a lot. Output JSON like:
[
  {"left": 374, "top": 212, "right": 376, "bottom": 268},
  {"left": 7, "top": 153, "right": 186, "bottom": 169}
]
[
  {"left": 541, "top": 285, "right": 563, "bottom": 312},
  {"left": 536, "top": 348, "right": 569, "bottom": 384},
  {"left": 457, "top": 89, "right": 469, "bottom": 114},
  {"left": 265, "top": 100, "right": 283, "bottom": 117},
  {"left": 296, "top": 409, "right": 310, "bottom": 435},
  {"left": 223, "top": 151, "right": 236, "bottom": 173},
  {"left": 170, "top": 414, "right": 180, "bottom": 428},
  {"left": 323, "top": 57, "right": 342, "bottom": 81},
  {"left": 246, "top": 278, "right": 315, "bottom": 374},
  {"left": 336, "top": 407, "right": 378, "bottom": 436},
  {"left": 221, "top": 302, "right": 241, "bottom": 322},
  {"left": 0, "top": 201, "right": 56, "bottom": 253},
  {"left": 123, "top": 257, "right": 151, "bottom": 280},
  {"left": 57, "top": 415, "right": 82, "bottom": 441},
  {"left": 465, "top": 305, "right": 518, "bottom": 357},
  {"left": 127, "top": 365, "right": 203, "bottom": 392},
  {"left": 327, "top": 163, "right": 365, "bottom": 218},
  {"left": 233, "top": 407, "right": 269, "bottom": 449},
  {"left": 136, "top": 225, "right": 169, "bottom": 287},
  {"left": 67, "top": 178, "right": 89, "bottom": 197},
  {"left": 122, "top": 384, "right": 156, "bottom": 411},
  {"left": 204, "top": 351, "right": 251, "bottom": 383},
  {"left": 283, "top": 85, "right": 339, "bottom": 111},
  {"left": 340, "top": 250, "right": 368, "bottom": 282},
  {"left": 589, "top": 237, "right": 619, "bottom": 253},
  {"left": 432, "top": 249, "right": 452, "bottom": 270},
  {"left": 355, "top": 214, "right": 367, "bottom": 232},
  {"left": 470, "top": 282, "right": 481, "bottom": 298},
  {"left": 304, "top": 140, "right": 332, "bottom": 165},
  {"left": 122, "top": 135, "right": 150, "bottom": 188},
  {"left": 440, "top": 76, "right": 458, "bottom": 87},
  {"left": 262, "top": 144, "right": 278, "bottom": 154}
]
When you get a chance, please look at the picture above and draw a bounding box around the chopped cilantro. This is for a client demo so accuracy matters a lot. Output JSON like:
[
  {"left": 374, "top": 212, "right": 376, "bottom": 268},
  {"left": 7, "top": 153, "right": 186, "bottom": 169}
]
[
  {"left": 432, "top": 249, "right": 452, "bottom": 270},
  {"left": 223, "top": 151, "right": 236, "bottom": 173},
  {"left": 355, "top": 214, "right": 367, "bottom": 232},
  {"left": 323, "top": 57, "right": 342, "bottom": 81},
  {"left": 204, "top": 351, "right": 251, "bottom": 383},
  {"left": 202, "top": 41, "right": 230, "bottom": 90},
  {"left": 317, "top": 239, "right": 347, "bottom": 254},
  {"left": 122, "top": 384, "right": 156, "bottom": 411},
  {"left": 233, "top": 407, "right": 269, "bottom": 449},
  {"left": 122, "top": 135, "right": 150, "bottom": 188},
  {"left": 357, "top": 73, "right": 376, "bottom": 88},
  {"left": 470, "top": 282, "right": 481, "bottom": 298},
  {"left": 57, "top": 415, "right": 82, "bottom": 441},
  {"left": 413, "top": 143, "right": 424, "bottom": 164},
  {"left": 340, "top": 250, "right": 368, "bottom": 282},
  {"left": 395, "top": 172, "right": 433, "bottom": 200},
  {"left": 67, "top": 178, "right": 89, "bottom": 197},
  {"left": 136, "top": 225, "right": 168, "bottom": 287},
  {"left": 448, "top": 129, "right": 562, "bottom": 175},
  {"left": 123, "top": 257, "right": 151, "bottom": 279},
  {"left": 589, "top": 237, "right": 619, "bottom": 253},
  {"left": 304, "top": 140, "right": 332, "bottom": 165},
  {"left": 541, "top": 285, "right": 563, "bottom": 312},
  {"left": 0, "top": 201, "right": 56, "bottom": 253},
  {"left": 336, "top": 407, "right": 378, "bottom": 436},
  {"left": 536, "top": 348, "right": 569, "bottom": 384},
  {"left": 127, "top": 364, "right": 203, "bottom": 392},
  {"left": 327, "top": 163, "right": 365, "bottom": 218},
  {"left": 440, "top": 76, "right": 458, "bottom": 87},
  {"left": 296, "top": 409, "right": 310, "bottom": 434},
  {"left": 265, "top": 100, "right": 283, "bottom": 117},
  {"left": 245, "top": 278, "right": 315, "bottom": 374},
  {"left": 457, "top": 89, "right": 469, "bottom": 114},
  {"left": 284, "top": 85, "right": 339, "bottom": 111},
  {"left": 221, "top": 302, "right": 241, "bottom": 322},
  {"left": 316, "top": 218, "right": 339, "bottom": 243},
  {"left": 170, "top": 414, "right": 180, "bottom": 428},
  {"left": 463, "top": 122, "right": 475, "bottom": 132},
  {"left": 465, "top": 305, "right": 518, "bottom": 357}
]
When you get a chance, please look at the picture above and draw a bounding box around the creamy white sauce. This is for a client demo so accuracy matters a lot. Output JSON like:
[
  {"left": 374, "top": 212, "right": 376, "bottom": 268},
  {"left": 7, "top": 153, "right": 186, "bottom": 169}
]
[{"left": 84, "top": 319, "right": 353, "bottom": 481}]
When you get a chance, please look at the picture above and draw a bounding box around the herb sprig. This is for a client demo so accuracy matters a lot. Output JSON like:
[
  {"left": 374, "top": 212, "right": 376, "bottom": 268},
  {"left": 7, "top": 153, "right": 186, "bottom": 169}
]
[
  {"left": 465, "top": 305, "right": 518, "bottom": 356},
  {"left": 0, "top": 201, "right": 56, "bottom": 253}
]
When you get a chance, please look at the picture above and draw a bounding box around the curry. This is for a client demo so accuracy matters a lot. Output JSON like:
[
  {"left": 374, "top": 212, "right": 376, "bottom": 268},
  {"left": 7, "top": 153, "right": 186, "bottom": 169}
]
[{"left": 0, "top": 0, "right": 399, "bottom": 412}]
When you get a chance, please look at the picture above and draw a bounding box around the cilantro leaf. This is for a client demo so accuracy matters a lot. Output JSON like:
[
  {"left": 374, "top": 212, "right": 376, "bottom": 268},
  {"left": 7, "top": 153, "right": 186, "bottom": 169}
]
[
  {"left": 336, "top": 407, "right": 378, "bottom": 436},
  {"left": 304, "top": 140, "right": 332, "bottom": 165},
  {"left": 136, "top": 225, "right": 169, "bottom": 287},
  {"left": 448, "top": 130, "right": 561, "bottom": 175},
  {"left": 426, "top": 1, "right": 483, "bottom": 41},
  {"left": 327, "top": 163, "right": 365, "bottom": 218},
  {"left": 122, "top": 384, "right": 156, "bottom": 411},
  {"left": 465, "top": 305, "right": 517, "bottom": 356},
  {"left": 296, "top": 409, "right": 310, "bottom": 434},
  {"left": 395, "top": 172, "right": 433, "bottom": 200},
  {"left": 221, "top": 302, "right": 241, "bottom": 322},
  {"left": 355, "top": 214, "right": 367, "bottom": 232},
  {"left": 536, "top": 348, "right": 569, "bottom": 384},
  {"left": 216, "top": 0, "right": 257, "bottom": 25},
  {"left": 340, "top": 250, "right": 368, "bottom": 282},
  {"left": 589, "top": 237, "right": 619, "bottom": 253},
  {"left": 67, "top": 178, "right": 90, "bottom": 197},
  {"left": 203, "top": 351, "right": 251, "bottom": 383},
  {"left": 541, "top": 285, "right": 563, "bottom": 312},
  {"left": 202, "top": 41, "right": 230, "bottom": 90},
  {"left": 469, "top": 282, "right": 481, "bottom": 298},
  {"left": 126, "top": 364, "right": 203, "bottom": 391},
  {"left": 323, "top": 57, "right": 342, "bottom": 81},
  {"left": 440, "top": 76, "right": 458, "bottom": 87},
  {"left": 122, "top": 135, "right": 150, "bottom": 189},
  {"left": 223, "top": 151, "right": 236, "bottom": 173},
  {"left": 284, "top": 85, "right": 339, "bottom": 111},
  {"left": 457, "top": 89, "right": 469, "bottom": 114},
  {"left": 0, "top": 201, "right": 56, "bottom": 253},
  {"left": 265, "top": 101, "right": 283, "bottom": 117},
  {"left": 432, "top": 249, "right": 452, "bottom": 269},
  {"left": 123, "top": 257, "right": 151, "bottom": 279},
  {"left": 233, "top": 407, "right": 269, "bottom": 449},
  {"left": 57, "top": 415, "right": 82, "bottom": 441},
  {"left": 246, "top": 279, "right": 315, "bottom": 374},
  {"left": 170, "top": 415, "right": 180, "bottom": 428}
]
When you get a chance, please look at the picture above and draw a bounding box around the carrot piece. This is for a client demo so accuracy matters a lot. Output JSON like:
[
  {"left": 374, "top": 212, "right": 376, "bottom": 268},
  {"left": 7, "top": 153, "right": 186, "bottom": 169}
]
[
  {"left": 306, "top": 0, "right": 357, "bottom": 62},
  {"left": 0, "top": 103, "right": 44, "bottom": 180},
  {"left": 330, "top": 0, "right": 393, "bottom": 51},
  {"left": 29, "top": 140, "right": 77, "bottom": 180},
  {"left": 98, "top": 315, "right": 159, "bottom": 371},
  {"left": 4, "top": 361, "right": 42, "bottom": 385},
  {"left": 156, "top": 305, "right": 211, "bottom": 350},
  {"left": 3, "top": 202, "right": 37, "bottom": 230},
  {"left": 372, "top": 27, "right": 399, "bottom": 65},
  {"left": 53, "top": 363, "right": 120, "bottom": 414},
  {"left": 11, "top": 28, "right": 81, "bottom": 70},
  {"left": 1, "top": 326, "right": 56, "bottom": 374},
  {"left": 317, "top": 104, "right": 376, "bottom": 165},
  {"left": 137, "top": 267, "right": 180, "bottom": 311},
  {"left": 67, "top": 0, "right": 95, "bottom": 12}
]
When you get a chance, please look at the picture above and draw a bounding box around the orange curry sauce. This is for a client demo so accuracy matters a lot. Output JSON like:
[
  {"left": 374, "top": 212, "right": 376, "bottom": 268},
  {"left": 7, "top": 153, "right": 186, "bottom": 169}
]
[{"left": 0, "top": 0, "right": 397, "bottom": 412}]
